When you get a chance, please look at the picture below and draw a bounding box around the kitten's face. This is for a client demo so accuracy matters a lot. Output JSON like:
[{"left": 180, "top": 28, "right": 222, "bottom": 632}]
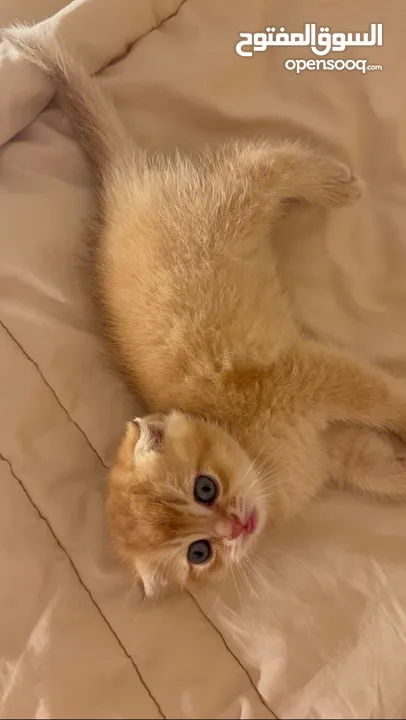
[{"left": 106, "top": 411, "right": 267, "bottom": 596}]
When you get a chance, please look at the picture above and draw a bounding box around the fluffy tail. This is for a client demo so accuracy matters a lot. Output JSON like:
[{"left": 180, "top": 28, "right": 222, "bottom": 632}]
[{"left": 2, "top": 24, "right": 130, "bottom": 197}]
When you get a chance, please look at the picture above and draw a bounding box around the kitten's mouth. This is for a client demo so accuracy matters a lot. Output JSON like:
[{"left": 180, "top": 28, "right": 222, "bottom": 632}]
[
  {"left": 230, "top": 509, "right": 258, "bottom": 539},
  {"left": 244, "top": 511, "right": 257, "bottom": 535}
]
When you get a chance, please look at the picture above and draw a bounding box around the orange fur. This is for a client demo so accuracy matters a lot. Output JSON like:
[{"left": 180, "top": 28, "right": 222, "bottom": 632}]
[{"left": 7, "top": 27, "right": 406, "bottom": 597}]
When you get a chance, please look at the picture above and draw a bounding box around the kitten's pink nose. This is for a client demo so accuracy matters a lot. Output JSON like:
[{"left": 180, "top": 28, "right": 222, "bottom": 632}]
[{"left": 230, "top": 514, "right": 244, "bottom": 539}]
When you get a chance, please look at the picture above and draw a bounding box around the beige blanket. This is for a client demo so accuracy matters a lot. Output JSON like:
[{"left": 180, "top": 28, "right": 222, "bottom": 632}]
[{"left": 1, "top": 1, "right": 406, "bottom": 717}]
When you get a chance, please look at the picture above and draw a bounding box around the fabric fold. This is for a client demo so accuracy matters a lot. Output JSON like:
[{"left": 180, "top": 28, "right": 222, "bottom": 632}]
[{"left": 0, "top": 0, "right": 185, "bottom": 146}]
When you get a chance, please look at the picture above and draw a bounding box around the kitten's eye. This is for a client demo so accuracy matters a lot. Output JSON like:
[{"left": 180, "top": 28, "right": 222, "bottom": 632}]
[
  {"left": 194, "top": 474, "right": 218, "bottom": 505},
  {"left": 187, "top": 539, "right": 212, "bottom": 565}
]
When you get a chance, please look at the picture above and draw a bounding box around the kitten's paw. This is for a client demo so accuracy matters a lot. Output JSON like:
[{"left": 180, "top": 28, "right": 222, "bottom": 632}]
[{"left": 319, "top": 160, "right": 364, "bottom": 207}]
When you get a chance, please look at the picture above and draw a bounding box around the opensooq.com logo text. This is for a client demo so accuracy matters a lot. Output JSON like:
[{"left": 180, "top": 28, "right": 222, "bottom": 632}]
[{"left": 235, "top": 23, "right": 384, "bottom": 74}]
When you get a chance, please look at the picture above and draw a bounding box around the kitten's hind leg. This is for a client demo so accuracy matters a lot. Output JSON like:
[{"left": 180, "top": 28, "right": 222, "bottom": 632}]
[
  {"left": 230, "top": 140, "right": 363, "bottom": 208},
  {"left": 325, "top": 425, "right": 406, "bottom": 500}
]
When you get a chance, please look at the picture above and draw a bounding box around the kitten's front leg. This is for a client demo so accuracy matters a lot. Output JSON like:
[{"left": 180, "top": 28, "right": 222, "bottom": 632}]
[
  {"left": 254, "top": 349, "right": 406, "bottom": 523},
  {"left": 325, "top": 425, "right": 406, "bottom": 500},
  {"left": 290, "top": 341, "right": 406, "bottom": 443}
]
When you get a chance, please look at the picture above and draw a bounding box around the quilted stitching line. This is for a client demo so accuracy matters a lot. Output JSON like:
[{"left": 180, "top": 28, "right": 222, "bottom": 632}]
[
  {"left": 0, "top": 449, "right": 166, "bottom": 719},
  {"left": 128, "top": 0, "right": 189, "bottom": 47},
  {"left": 0, "top": 317, "right": 108, "bottom": 470},
  {"left": 188, "top": 592, "right": 278, "bottom": 719},
  {"left": 99, "top": 0, "right": 190, "bottom": 72}
]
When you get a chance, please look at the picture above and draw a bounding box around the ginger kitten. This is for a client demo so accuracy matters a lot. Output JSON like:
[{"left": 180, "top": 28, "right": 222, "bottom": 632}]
[{"left": 7, "top": 27, "right": 406, "bottom": 598}]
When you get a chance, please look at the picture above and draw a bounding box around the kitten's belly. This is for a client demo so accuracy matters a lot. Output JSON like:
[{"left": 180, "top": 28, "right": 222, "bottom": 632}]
[{"left": 97, "top": 221, "right": 297, "bottom": 410}]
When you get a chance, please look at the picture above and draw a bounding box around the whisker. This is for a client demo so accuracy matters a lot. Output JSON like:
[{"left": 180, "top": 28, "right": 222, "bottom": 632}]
[
  {"left": 240, "top": 557, "right": 269, "bottom": 596},
  {"left": 237, "top": 559, "right": 261, "bottom": 601},
  {"left": 229, "top": 563, "right": 244, "bottom": 608},
  {"left": 249, "top": 553, "right": 272, "bottom": 572},
  {"left": 234, "top": 561, "right": 252, "bottom": 603}
]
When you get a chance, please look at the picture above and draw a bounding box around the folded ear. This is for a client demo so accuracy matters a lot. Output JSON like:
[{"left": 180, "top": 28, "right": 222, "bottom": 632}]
[{"left": 131, "top": 416, "right": 165, "bottom": 457}]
